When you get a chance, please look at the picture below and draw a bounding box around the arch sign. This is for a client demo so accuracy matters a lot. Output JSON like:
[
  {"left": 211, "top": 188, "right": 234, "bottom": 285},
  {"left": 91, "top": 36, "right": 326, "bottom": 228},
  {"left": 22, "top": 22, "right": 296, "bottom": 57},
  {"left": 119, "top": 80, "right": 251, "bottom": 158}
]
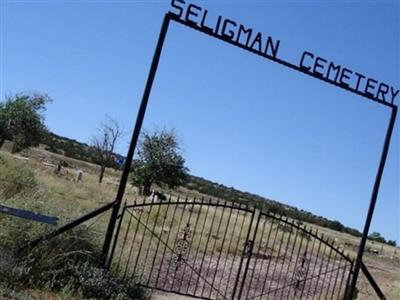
[
  {"left": 102, "top": 1, "right": 398, "bottom": 299},
  {"left": 170, "top": 0, "right": 398, "bottom": 106}
]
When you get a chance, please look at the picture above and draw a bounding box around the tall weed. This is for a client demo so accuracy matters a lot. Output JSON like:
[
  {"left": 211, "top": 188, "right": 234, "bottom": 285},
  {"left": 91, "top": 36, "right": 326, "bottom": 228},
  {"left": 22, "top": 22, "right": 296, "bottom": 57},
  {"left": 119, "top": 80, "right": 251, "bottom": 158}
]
[
  {"left": 0, "top": 155, "right": 38, "bottom": 199},
  {"left": 0, "top": 155, "right": 148, "bottom": 299}
]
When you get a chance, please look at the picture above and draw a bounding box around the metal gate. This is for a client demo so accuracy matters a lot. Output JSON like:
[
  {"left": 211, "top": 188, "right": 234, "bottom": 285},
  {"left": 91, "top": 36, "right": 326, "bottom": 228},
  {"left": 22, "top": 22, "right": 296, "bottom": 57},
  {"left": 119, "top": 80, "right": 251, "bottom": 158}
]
[
  {"left": 236, "top": 212, "right": 353, "bottom": 299},
  {"left": 108, "top": 196, "right": 353, "bottom": 299}
]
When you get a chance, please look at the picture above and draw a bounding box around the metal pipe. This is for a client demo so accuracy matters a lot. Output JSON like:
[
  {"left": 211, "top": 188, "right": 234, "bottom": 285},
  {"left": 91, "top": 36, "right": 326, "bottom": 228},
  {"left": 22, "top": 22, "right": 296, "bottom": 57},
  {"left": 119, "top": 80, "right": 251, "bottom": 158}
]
[
  {"left": 347, "top": 106, "right": 397, "bottom": 299},
  {"left": 101, "top": 14, "right": 171, "bottom": 267},
  {"left": 20, "top": 200, "right": 116, "bottom": 252},
  {"left": 360, "top": 261, "right": 386, "bottom": 299}
]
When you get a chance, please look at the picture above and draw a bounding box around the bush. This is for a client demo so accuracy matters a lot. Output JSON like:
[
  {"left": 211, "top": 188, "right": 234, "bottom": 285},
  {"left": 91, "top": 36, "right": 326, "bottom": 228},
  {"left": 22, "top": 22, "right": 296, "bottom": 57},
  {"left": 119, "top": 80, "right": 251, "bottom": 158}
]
[
  {"left": 0, "top": 155, "right": 38, "bottom": 199},
  {"left": 0, "top": 154, "right": 148, "bottom": 299},
  {"left": 0, "top": 226, "right": 148, "bottom": 300},
  {"left": 70, "top": 263, "right": 148, "bottom": 299},
  {"left": 0, "top": 155, "right": 47, "bottom": 250}
]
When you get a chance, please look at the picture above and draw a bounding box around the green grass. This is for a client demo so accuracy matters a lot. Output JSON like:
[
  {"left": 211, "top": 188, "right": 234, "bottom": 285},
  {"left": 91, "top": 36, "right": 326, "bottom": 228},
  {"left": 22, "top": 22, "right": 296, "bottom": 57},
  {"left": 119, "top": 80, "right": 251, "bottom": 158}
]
[
  {"left": 0, "top": 151, "right": 148, "bottom": 300},
  {"left": 0, "top": 147, "right": 399, "bottom": 299}
]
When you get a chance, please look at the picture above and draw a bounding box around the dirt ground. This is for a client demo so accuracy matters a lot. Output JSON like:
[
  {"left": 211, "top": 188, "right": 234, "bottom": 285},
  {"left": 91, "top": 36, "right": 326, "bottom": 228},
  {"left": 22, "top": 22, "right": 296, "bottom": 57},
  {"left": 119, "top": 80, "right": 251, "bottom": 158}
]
[
  {"left": 152, "top": 291, "right": 195, "bottom": 300},
  {"left": 1, "top": 148, "right": 399, "bottom": 299}
]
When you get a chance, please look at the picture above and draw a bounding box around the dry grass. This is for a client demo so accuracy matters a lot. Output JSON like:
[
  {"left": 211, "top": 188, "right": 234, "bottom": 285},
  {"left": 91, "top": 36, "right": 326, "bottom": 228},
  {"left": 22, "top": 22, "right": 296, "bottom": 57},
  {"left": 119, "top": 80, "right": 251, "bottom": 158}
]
[{"left": 1, "top": 147, "right": 399, "bottom": 299}]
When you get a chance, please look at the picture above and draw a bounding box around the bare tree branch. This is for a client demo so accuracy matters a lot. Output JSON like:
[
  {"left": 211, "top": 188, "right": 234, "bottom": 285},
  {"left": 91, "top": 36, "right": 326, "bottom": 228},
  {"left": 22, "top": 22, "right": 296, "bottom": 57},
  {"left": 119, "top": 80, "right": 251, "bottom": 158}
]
[{"left": 91, "top": 116, "right": 123, "bottom": 183}]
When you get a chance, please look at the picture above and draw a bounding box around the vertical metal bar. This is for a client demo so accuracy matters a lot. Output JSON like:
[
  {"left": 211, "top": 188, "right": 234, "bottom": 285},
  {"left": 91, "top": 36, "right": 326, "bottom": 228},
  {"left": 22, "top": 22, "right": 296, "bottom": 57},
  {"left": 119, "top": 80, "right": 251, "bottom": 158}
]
[
  {"left": 260, "top": 215, "right": 281, "bottom": 297},
  {"left": 123, "top": 208, "right": 144, "bottom": 278},
  {"left": 216, "top": 206, "right": 240, "bottom": 293},
  {"left": 186, "top": 198, "right": 209, "bottom": 294},
  {"left": 237, "top": 210, "right": 261, "bottom": 300},
  {"left": 147, "top": 199, "right": 171, "bottom": 286},
  {"left": 101, "top": 14, "right": 171, "bottom": 267},
  {"left": 343, "top": 260, "right": 353, "bottom": 300},
  {"left": 304, "top": 231, "right": 323, "bottom": 297},
  {"left": 178, "top": 198, "right": 202, "bottom": 291},
  {"left": 264, "top": 215, "right": 286, "bottom": 298},
  {"left": 174, "top": 196, "right": 195, "bottom": 291},
  {"left": 131, "top": 197, "right": 155, "bottom": 279},
  {"left": 277, "top": 222, "right": 301, "bottom": 299},
  {"left": 322, "top": 244, "right": 334, "bottom": 298},
  {"left": 335, "top": 259, "right": 348, "bottom": 300},
  {"left": 224, "top": 209, "right": 247, "bottom": 298},
  {"left": 194, "top": 198, "right": 219, "bottom": 296},
  {"left": 300, "top": 229, "right": 315, "bottom": 299},
  {"left": 140, "top": 200, "right": 162, "bottom": 283},
  {"left": 231, "top": 209, "right": 256, "bottom": 299},
  {"left": 165, "top": 197, "right": 185, "bottom": 288},
  {"left": 348, "top": 106, "right": 397, "bottom": 298},
  {"left": 202, "top": 200, "right": 224, "bottom": 297},
  {"left": 299, "top": 229, "right": 316, "bottom": 300},
  {"left": 107, "top": 209, "right": 125, "bottom": 270},
  {"left": 290, "top": 224, "right": 306, "bottom": 297},
  {"left": 254, "top": 215, "right": 275, "bottom": 298},
  {"left": 115, "top": 205, "right": 132, "bottom": 275},
  {"left": 208, "top": 202, "right": 234, "bottom": 299},
  {"left": 157, "top": 195, "right": 179, "bottom": 287},
  {"left": 244, "top": 215, "right": 267, "bottom": 299},
  {"left": 314, "top": 239, "right": 329, "bottom": 298},
  {"left": 327, "top": 252, "right": 341, "bottom": 300},
  {"left": 324, "top": 251, "right": 338, "bottom": 300}
]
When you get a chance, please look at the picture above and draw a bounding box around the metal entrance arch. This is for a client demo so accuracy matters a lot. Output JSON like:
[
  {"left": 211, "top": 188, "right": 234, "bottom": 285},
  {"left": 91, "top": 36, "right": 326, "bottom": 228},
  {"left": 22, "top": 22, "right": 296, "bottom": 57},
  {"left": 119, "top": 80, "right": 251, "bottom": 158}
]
[
  {"left": 101, "top": 4, "right": 398, "bottom": 299},
  {"left": 108, "top": 195, "right": 352, "bottom": 299}
]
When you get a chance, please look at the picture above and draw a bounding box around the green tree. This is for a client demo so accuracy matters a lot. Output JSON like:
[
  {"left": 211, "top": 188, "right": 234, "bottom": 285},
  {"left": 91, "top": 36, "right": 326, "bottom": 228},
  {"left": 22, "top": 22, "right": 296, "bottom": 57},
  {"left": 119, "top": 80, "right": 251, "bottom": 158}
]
[
  {"left": 130, "top": 129, "right": 188, "bottom": 196},
  {"left": 368, "top": 232, "right": 386, "bottom": 243},
  {"left": 0, "top": 92, "right": 52, "bottom": 152}
]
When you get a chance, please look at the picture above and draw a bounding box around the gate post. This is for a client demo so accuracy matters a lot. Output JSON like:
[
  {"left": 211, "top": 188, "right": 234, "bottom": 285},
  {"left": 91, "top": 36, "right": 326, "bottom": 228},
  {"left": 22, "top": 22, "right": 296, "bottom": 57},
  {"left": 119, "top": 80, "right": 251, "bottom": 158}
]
[
  {"left": 347, "top": 106, "right": 397, "bottom": 299},
  {"left": 231, "top": 209, "right": 261, "bottom": 299},
  {"left": 236, "top": 210, "right": 262, "bottom": 299},
  {"left": 100, "top": 14, "right": 171, "bottom": 267},
  {"left": 106, "top": 202, "right": 126, "bottom": 269}
]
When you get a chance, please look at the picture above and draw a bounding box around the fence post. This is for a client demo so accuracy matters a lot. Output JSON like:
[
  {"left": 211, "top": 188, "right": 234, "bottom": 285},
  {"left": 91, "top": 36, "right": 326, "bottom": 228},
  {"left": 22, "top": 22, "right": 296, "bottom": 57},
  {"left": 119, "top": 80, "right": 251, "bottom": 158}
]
[
  {"left": 231, "top": 208, "right": 258, "bottom": 299},
  {"left": 236, "top": 210, "right": 261, "bottom": 299}
]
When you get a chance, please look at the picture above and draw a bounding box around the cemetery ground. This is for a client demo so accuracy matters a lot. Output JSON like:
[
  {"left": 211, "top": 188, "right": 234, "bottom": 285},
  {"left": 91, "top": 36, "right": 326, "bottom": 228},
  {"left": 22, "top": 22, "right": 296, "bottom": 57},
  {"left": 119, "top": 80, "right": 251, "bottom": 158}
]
[{"left": 0, "top": 145, "right": 399, "bottom": 299}]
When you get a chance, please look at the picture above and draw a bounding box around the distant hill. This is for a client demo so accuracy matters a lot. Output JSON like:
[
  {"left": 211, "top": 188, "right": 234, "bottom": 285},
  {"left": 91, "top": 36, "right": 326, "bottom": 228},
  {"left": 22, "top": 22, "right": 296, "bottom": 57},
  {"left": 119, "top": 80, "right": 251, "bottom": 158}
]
[
  {"left": 42, "top": 132, "right": 124, "bottom": 169},
  {"left": 184, "top": 175, "right": 363, "bottom": 238},
  {"left": 42, "top": 131, "right": 363, "bottom": 239}
]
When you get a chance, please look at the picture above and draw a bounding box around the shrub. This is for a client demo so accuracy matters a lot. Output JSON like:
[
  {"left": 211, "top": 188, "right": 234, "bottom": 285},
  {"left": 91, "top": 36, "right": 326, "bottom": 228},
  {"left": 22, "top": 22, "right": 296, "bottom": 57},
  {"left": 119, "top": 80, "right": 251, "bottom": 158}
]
[
  {"left": 71, "top": 263, "right": 148, "bottom": 299},
  {"left": 0, "top": 155, "right": 46, "bottom": 250},
  {"left": 0, "top": 226, "right": 148, "bottom": 300},
  {"left": 0, "top": 154, "right": 147, "bottom": 299},
  {"left": 0, "top": 155, "right": 38, "bottom": 199}
]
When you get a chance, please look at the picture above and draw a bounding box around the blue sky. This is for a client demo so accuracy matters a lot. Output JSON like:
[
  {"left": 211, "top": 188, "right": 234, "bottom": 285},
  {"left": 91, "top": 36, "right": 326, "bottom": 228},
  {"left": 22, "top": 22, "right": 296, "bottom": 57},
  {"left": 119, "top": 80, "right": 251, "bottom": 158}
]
[{"left": 1, "top": 0, "right": 399, "bottom": 241}]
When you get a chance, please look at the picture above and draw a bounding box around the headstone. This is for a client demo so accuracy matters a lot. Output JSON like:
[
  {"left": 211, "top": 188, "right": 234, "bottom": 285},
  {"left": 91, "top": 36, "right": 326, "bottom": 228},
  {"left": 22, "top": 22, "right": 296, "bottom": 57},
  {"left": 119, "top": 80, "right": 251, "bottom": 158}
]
[
  {"left": 54, "top": 161, "right": 62, "bottom": 175},
  {"left": 76, "top": 170, "right": 83, "bottom": 182}
]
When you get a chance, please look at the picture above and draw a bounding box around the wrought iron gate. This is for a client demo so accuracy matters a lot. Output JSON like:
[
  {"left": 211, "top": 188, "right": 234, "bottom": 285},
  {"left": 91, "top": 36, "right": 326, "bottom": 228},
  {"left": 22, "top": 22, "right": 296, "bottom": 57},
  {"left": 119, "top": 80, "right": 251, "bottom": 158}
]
[
  {"left": 108, "top": 196, "right": 353, "bottom": 299},
  {"left": 235, "top": 212, "right": 353, "bottom": 300}
]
